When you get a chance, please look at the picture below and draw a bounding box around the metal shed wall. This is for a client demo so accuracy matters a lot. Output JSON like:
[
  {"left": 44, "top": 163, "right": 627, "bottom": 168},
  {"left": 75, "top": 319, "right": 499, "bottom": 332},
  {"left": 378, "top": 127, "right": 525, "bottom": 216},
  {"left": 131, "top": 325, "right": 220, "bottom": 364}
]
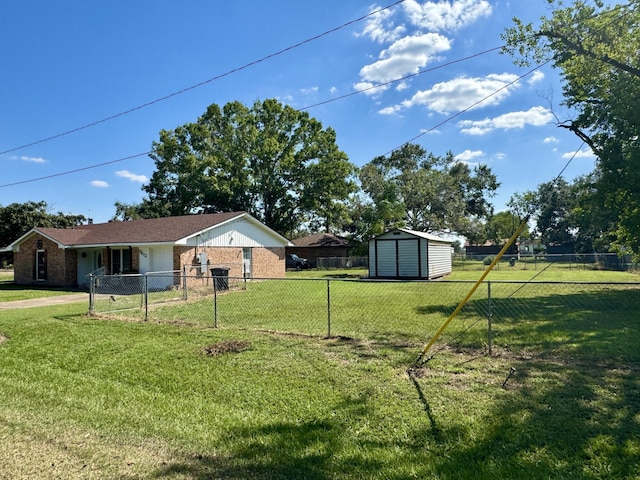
[{"left": 369, "top": 229, "right": 452, "bottom": 279}]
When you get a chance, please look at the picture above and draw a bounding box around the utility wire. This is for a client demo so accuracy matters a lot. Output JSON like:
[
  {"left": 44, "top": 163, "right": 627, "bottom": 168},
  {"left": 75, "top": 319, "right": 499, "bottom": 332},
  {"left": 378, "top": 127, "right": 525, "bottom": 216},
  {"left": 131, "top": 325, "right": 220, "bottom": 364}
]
[
  {"left": 0, "top": 0, "right": 407, "bottom": 157},
  {"left": 302, "top": 45, "right": 503, "bottom": 111},
  {"left": 0, "top": 152, "right": 151, "bottom": 188},
  {"left": 0, "top": 46, "right": 508, "bottom": 190}
]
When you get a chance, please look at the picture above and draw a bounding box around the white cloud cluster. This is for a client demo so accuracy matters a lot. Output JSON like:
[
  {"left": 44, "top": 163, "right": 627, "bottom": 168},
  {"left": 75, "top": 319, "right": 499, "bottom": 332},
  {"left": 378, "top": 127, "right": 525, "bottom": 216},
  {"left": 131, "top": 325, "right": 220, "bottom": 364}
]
[
  {"left": 562, "top": 147, "right": 596, "bottom": 159},
  {"left": 116, "top": 170, "right": 148, "bottom": 183},
  {"left": 90, "top": 180, "right": 109, "bottom": 188},
  {"left": 356, "top": 0, "right": 491, "bottom": 96},
  {"left": 458, "top": 106, "right": 554, "bottom": 135},
  {"left": 402, "top": 0, "right": 492, "bottom": 31},
  {"left": 402, "top": 73, "right": 520, "bottom": 114},
  {"left": 454, "top": 149, "right": 485, "bottom": 163},
  {"left": 359, "top": 32, "right": 452, "bottom": 84},
  {"left": 11, "top": 155, "right": 46, "bottom": 163}
]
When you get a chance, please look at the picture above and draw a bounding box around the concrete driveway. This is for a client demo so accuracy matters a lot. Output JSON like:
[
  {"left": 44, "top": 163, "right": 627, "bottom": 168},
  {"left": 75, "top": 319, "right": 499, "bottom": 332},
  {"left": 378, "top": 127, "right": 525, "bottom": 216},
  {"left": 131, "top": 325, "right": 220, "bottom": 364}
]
[{"left": 0, "top": 293, "right": 89, "bottom": 310}]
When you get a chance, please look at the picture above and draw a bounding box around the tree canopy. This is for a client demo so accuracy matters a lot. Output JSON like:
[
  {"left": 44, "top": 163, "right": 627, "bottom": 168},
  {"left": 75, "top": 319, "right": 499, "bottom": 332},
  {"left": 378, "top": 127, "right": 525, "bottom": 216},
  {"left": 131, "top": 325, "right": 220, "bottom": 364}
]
[
  {"left": 346, "top": 144, "right": 499, "bottom": 243},
  {"left": 135, "top": 99, "right": 357, "bottom": 236},
  {"left": 502, "top": 0, "right": 640, "bottom": 258}
]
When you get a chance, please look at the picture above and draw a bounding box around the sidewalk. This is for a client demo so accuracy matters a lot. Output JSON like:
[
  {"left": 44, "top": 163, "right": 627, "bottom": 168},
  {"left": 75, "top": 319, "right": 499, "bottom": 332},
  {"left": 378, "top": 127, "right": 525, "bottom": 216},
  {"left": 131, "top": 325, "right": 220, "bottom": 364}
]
[{"left": 0, "top": 293, "right": 89, "bottom": 310}]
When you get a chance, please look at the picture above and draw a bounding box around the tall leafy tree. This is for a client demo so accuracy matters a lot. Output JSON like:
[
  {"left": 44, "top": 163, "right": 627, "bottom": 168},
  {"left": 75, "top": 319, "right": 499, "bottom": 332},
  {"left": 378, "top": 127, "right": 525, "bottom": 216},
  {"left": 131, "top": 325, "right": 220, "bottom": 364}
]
[
  {"left": 358, "top": 144, "right": 499, "bottom": 239},
  {"left": 502, "top": 0, "right": 640, "bottom": 258},
  {"left": 141, "top": 99, "right": 356, "bottom": 236}
]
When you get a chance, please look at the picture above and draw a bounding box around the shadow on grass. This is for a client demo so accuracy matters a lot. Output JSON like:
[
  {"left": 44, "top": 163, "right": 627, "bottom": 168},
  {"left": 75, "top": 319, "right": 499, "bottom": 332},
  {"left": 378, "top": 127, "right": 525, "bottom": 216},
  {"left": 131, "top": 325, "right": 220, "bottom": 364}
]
[
  {"left": 416, "top": 284, "right": 640, "bottom": 362},
  {"left": 422, "top": 360, "right": 640, "bottom": 479}
]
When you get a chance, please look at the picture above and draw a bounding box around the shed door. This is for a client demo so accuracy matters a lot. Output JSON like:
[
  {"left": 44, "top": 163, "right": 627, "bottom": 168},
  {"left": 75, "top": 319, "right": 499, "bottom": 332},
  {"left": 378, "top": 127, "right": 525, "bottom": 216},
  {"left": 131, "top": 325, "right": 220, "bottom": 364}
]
[
  {"left": 398, "top": 239, "right": 419, "bottom": 277},
  {"left": 375, "top": 241, "right": 397, "bottom": 276}
]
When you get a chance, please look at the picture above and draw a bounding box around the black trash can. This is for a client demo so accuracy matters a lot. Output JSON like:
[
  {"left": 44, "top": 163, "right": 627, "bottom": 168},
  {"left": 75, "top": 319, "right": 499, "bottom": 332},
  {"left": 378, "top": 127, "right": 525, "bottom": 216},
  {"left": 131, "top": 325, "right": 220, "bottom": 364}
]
[{"left": 211, "top": 267, "right": 230, "bottom": 291}]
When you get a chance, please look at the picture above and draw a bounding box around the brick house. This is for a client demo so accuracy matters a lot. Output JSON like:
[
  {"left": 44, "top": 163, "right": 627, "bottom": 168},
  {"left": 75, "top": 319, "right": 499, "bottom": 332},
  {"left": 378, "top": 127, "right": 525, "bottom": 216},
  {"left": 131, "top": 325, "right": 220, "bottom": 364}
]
[
  {"left": 287, "top": 233, "right": 351, "bottom": 267},
  {"left": 1, "top": 212, "right": 292, "bottom": 288}
]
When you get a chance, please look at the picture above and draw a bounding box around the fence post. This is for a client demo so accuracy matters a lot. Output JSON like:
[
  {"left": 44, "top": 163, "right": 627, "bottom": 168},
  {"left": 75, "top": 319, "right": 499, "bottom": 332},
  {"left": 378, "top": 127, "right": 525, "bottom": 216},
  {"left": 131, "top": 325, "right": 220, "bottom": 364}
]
[
  {"left": 487, "top": 281, "right": 492, "bottom": 356},
  {"left": 327, "top": 279, "right": 331, "bottom": 338},
  {"left": 183, "top": 266, "right": 188, "bottom": 301},
  {"left": 144, "top": 273, "right": 149, "bottom": 321},
  {"left": 89, "top": 274, "right": 95, "bottom": 314},
  {"left": 213, "top": 273, "right": 218, "bottom": 328}
]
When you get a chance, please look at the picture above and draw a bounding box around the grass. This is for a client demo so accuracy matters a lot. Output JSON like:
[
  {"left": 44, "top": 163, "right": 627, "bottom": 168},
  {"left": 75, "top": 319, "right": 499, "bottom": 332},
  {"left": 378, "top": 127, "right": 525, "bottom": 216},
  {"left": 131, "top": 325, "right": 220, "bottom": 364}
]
[
  {"left": 0, "top": 270, "right": 83, "bottom": 302},
  {"left": 1, "top": 267, "right": 639, "bottom": 478}
]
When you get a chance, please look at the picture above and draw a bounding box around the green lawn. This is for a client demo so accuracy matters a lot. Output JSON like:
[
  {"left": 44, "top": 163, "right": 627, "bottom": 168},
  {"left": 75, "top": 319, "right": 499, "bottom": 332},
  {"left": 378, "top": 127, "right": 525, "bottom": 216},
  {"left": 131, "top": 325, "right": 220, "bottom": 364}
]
[
  {"left": 1, "top": 264, "right": 639, "bottom": 478},
  {"left": 0, "top": 270, "right": 83, "bottom": 302}
]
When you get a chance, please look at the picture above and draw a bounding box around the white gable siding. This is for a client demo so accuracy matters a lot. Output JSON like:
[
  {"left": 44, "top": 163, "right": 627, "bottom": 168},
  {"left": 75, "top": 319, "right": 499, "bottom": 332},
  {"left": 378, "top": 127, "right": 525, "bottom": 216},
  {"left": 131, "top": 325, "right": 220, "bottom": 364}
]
[{"left": 183, "top": 218, "right": 286, "bottom": 248}]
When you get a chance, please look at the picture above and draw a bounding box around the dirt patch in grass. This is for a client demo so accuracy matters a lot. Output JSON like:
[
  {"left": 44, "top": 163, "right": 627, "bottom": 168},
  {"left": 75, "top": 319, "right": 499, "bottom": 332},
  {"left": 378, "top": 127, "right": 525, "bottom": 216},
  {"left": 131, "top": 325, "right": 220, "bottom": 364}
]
[
  {"left": 0, "top": 334, "right": 7, "bottom": 345},
  {"left": 201, "top": 340, "right": 251, "bottom": 356}
]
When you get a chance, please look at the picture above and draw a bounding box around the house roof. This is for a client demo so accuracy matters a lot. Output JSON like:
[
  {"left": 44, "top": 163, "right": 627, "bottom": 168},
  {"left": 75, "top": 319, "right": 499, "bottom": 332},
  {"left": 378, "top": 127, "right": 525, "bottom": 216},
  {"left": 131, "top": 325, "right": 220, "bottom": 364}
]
[
  {"left": 291, "top": 233, "right": 350, "bottom": 248},
  {"left": 2, "top": 212, "right": 291, "bottom": 250}
]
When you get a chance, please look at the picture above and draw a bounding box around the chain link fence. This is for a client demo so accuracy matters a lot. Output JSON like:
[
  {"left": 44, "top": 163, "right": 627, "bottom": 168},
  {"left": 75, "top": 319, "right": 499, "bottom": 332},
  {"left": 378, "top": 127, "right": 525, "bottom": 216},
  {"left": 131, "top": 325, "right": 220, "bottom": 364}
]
[
  {"left": 455, "top": 252, "right": 639, "bottom": 272},
  {"left": 89, "top": 271, "right": 640, "bottom": 360}
]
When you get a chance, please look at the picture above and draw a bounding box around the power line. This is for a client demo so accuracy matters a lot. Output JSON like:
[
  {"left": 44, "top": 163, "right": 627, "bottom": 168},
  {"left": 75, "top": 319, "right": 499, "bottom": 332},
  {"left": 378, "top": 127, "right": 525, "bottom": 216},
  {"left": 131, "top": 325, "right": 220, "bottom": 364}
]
[
  {"left": 384, "top": 59, "right": 553, "bottom": 156},
  {"left": 0, "top": 46, "right": 506, "bottom": 190},
  {"left": 302, "top": 45, "right": 503, "bottom": 111},
  {"left": 0, "top": 152, "right": 150, "bottom": 188},
  {"left": 0, "top": 0, "right": 408, "bottom": 157}
]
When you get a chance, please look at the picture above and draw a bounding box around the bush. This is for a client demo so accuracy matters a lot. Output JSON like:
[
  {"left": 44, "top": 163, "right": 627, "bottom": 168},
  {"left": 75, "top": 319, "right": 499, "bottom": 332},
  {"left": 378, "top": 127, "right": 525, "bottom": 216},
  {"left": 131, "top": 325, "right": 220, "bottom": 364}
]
[{"left": 483, "top": 255, "right": 495, "bottom": 266}]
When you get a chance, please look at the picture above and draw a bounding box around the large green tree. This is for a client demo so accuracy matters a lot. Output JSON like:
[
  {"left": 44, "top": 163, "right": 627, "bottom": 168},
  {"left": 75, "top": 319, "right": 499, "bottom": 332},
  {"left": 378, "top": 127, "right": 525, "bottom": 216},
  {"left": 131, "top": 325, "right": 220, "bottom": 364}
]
[
  {"left": 355, "top": 144, "right": 499, "bottom": 241},
  {"left": 139, "top": 99, "right": 357, "bottom": 236},
  {"left": 502, "top": 0, "right": 640, "bottom": 257}
]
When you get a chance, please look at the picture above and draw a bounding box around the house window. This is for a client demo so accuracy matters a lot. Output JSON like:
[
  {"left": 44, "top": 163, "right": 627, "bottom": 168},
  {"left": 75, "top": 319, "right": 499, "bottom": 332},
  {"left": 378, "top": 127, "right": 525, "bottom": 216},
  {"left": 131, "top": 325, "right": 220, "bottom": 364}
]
[{"left": 111, "top": 248, "right": 131, "bottom": 274}]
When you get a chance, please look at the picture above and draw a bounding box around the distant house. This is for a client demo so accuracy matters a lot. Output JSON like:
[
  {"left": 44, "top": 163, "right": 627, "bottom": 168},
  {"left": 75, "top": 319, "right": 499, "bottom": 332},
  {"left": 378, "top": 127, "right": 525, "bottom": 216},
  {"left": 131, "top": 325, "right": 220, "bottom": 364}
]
[
  {"left": 368, "top": 228, "right": 452, "bottom": 279},
  {"left": 287, "top": 233, "right": 351, "bottom": 267},
  {"left": 1, "top": 212, "right": 292, "bottom": 288}
]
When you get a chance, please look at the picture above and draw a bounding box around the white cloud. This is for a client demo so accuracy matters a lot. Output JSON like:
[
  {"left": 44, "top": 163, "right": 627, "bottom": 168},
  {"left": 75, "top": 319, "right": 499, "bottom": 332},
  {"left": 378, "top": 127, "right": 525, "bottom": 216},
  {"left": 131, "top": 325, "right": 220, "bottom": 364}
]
[
  {"left": 353, "top": 81, "right": 390, "bottom": 96},
  {"left": 544, "top": 136, "right": 559, "bottom": 143},
  {"left": 400, "top": 73, "right": 520, "bottom": 114},
  {"left": 562, "top": 147, "right": 596, "bottom": 159},
  {"left": 13, "top": 155, "right": 46, "bottom": 163},
  {"left": 403, "top": 0, "right": 492, "bottom": 31},
  {"left": 358, "top": 33, "right": 451, "bottom": 84},
  {"left": 116, "top": 170, "right": 148, "bottom": 183},
  {"left": 329, "top": 86, "right": 337, "bottom": 94},
  {"left": 379, "top": 104, "right": 403, "bottom": 115},
  {"left": 358, "top": 5, "right": 406, "bottom": 43},
  {"left": 527, "top": 70, "right": 545, "bottom": 85},
  {"left": 458, "top": 106, "right": 554, "bottom": 135},
  {"left": 301, "top": 86, "right": 318, "bottom": 94},
  {"left": 455, "top": 149, "right": 485, "bottom": 163},
  {"left": 90, "top": 180, "right": 109, "bottom": 188}
]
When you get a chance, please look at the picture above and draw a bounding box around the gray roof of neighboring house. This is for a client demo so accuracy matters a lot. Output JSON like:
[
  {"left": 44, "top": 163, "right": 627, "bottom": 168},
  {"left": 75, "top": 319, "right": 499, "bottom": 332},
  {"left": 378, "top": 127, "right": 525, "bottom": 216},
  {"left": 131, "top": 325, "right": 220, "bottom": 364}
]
[
  {"left": 2, "top": 211, "right": 290, "bottom": 250},
  {"left": 291, "top": 233, "right": 351, "bottom": 248}
]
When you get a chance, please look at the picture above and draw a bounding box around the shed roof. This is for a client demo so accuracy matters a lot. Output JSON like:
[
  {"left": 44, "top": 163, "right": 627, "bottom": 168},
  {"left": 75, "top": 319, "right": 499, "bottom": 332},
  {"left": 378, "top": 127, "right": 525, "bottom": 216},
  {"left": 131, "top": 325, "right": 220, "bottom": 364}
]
[{"left": 372, "top": 228, "right": 452, "bottom": 243}]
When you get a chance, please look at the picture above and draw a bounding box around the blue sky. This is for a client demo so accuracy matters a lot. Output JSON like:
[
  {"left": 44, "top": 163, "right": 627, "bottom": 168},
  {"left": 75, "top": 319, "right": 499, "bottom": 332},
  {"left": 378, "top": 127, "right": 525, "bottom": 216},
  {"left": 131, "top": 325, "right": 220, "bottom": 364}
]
[{"left": 1, "top": 0, "right": 598, "bottom": 225}]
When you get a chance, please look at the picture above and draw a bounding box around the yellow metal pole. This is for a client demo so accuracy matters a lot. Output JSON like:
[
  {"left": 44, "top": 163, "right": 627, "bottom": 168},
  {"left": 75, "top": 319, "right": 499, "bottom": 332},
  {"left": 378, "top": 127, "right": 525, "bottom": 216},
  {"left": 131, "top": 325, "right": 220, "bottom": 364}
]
[{"left": 415, "top": 217, "right": 529, "bottom": 366}]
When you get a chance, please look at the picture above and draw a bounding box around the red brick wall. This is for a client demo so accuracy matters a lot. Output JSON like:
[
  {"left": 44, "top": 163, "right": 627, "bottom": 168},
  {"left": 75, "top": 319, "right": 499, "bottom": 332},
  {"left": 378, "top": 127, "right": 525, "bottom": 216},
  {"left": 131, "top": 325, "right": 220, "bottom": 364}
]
[
  {"left": 175, "top": 246, "right": 285, "bottom": 279},
  {"left": 13, "top": 234, "right": 77, "bottom": 287}
]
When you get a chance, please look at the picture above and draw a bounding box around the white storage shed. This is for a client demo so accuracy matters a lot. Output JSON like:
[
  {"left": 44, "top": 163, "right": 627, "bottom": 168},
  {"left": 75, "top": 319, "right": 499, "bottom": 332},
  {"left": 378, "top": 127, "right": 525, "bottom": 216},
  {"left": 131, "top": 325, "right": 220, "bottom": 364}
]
[{"left": 368, "top": 228, "right": 452, "bottom": 279}]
